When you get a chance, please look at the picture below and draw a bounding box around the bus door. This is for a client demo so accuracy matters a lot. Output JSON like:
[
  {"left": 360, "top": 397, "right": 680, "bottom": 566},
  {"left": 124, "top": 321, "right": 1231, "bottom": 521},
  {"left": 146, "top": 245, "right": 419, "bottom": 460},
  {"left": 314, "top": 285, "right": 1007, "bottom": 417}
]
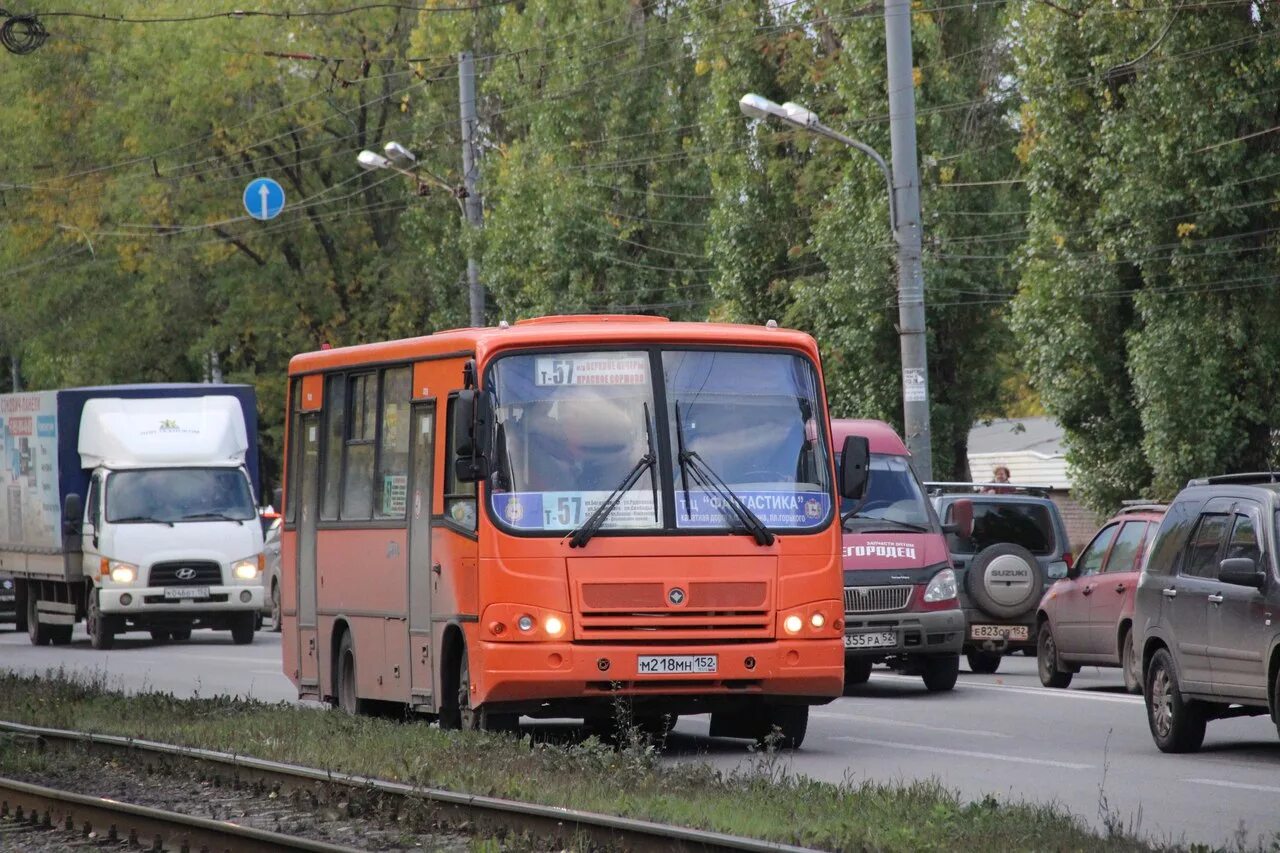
[
  {"left": 406, "top": 403, "right": 436, "bottom": 709},
  {"left": 296, "top": 412, "right": 321, "bottom": 691}
]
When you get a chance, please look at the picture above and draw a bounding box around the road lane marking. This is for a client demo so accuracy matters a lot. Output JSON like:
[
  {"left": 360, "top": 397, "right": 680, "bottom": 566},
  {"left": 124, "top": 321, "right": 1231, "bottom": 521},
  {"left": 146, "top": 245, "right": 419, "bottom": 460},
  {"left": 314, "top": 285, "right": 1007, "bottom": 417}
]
[
  {"left": 831, "top": 736, "right": 1093, "bottom": 769},
  {"left": 1183, "top": 778, "right": 1280, "bottom": 793},
  {"left": 814, "top": 711, "right": 1012, "bottom": 738},
  {"left": 873, "top": 673, "right": 1144, "bottom": 704}
]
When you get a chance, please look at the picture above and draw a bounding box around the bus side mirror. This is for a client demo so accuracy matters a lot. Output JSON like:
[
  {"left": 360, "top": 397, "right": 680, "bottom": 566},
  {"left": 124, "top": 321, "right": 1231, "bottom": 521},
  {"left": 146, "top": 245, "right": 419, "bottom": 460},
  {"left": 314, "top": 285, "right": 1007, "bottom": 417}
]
[
  {"left": 452, "top": 390, "right": 490, "bottom": 483},
  {"left": 63, "top": 493, "right": 83, "bottom": 537},
  {"left": 838, "top": 435, "right": 869, "bottom": 500},
  {"left": 944, "top": 498, "right": 973, "bottom": 538}
]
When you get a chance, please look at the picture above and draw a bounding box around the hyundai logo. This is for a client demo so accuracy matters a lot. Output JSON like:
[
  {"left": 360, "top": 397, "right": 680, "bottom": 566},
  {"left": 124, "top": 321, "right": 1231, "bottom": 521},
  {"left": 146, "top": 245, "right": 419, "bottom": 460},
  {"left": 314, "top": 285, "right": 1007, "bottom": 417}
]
[
  {"left": 175, "top": 567, "right": 198, "bottom": 581},
  {"left": 668, "top": 587, "right": 686, "bottom": 606}
]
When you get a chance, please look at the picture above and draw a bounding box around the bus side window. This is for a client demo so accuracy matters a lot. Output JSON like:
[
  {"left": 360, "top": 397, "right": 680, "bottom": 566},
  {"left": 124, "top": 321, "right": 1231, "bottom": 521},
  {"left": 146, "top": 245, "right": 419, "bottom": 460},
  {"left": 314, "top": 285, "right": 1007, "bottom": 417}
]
[
  {"left": 445, "top": 393, "right": 477, "bottom": 531},
  {"left": 284, "top": 378, "right": 301, "bottom": 524}
]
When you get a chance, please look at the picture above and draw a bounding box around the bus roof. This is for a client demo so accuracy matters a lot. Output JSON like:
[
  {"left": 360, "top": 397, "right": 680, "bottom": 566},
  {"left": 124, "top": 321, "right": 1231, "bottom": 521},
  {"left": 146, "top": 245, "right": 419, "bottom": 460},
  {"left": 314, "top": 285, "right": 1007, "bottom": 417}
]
[
  {"left": 830, "top": 418, "right": 909, "bottom": 457},
  {"left": 288, "top": 315, "right": 821, "bottom": 376}
]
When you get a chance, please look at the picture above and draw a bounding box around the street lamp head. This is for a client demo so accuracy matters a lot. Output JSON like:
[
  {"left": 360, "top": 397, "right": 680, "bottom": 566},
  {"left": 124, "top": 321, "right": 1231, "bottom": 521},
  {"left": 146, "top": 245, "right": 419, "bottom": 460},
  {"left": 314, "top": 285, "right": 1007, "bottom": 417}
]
[
  {"left": 780, "top": 101, "right": 819, "bottom": 129},
  {"left": 357, "top": 150, "right": 391, "bottom": 171},
  {"left": 738, "top": 93, "right": 785, "bottom": 121},
  {"left": 383, "top": 141, "right": 417, "bottom": 167}
]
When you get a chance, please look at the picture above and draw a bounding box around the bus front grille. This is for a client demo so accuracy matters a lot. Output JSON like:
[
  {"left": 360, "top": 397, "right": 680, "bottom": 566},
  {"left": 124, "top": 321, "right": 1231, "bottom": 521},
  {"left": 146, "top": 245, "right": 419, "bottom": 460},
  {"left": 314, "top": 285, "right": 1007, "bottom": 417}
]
[{"left": 576, "top": 611, "right": 772, "bottom": 641}]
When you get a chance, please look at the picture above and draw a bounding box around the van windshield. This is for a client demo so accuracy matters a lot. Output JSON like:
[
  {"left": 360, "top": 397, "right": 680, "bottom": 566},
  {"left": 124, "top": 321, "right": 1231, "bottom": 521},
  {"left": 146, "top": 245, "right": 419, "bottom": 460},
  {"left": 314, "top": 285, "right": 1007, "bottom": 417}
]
[
  {"left": 840, "top": 454, "right": 934, "bottom": 531},
  {"left": 106, "top": 468, "right": 255, "bottom": 523}
]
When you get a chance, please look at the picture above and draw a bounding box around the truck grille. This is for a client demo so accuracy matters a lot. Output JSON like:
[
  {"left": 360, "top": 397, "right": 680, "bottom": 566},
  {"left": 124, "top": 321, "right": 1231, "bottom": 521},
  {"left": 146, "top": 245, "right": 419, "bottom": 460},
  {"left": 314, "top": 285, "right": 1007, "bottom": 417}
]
[
  {"left": 844, "top": 584, "right": 912, "bottom": 614},
  {"left": 149, "top": 561, "right": 222, "bottom": 586}
]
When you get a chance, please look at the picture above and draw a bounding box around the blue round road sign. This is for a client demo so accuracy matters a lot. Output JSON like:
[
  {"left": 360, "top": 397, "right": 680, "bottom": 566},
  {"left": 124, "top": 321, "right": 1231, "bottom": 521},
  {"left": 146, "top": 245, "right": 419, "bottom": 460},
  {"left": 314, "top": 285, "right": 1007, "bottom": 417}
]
[{"left": 243, "top": 177, "right": 286, "bottom": 221}]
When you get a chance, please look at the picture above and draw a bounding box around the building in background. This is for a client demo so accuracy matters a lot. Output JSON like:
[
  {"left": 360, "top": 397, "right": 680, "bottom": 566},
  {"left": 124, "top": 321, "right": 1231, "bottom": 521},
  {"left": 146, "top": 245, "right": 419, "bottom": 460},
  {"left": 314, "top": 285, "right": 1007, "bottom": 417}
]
[{"left": 967, "top": 417, "right": 1100, "bottom": 552}]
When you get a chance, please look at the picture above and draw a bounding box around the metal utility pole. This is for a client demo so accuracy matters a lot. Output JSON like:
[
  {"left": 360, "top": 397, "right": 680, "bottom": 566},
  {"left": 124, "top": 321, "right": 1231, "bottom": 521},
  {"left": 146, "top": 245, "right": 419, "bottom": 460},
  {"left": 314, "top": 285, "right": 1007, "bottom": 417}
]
[
  {"left": 10, "top": 355, "right": 20, "bottom": 392},
  {"left": 458, "top": 50, "right": 485, "bottom": 328},
  {"left": 884, "top": 0, "right": 933, "bottom": 480}
]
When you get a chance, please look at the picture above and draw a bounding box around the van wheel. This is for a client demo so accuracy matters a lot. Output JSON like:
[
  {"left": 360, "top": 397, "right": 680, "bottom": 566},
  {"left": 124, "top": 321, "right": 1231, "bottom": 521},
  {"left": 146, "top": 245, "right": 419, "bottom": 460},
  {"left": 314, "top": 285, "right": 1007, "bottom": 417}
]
[
  {"left": 269, "top": 582, "right": 282, "bottom": 632},
  {"left": 87, "top": 591, "right": 115, "bottom": 651},
  {"left": 230, "top": 612, "right": 255, "bottom": 645},
  {"left": 1037, "top": 623, "right": 1073, "bottom": 688},
  {"left": 170, "top": 628, "right": 191, "bottom": 641},
  {"left": 335, "top": 631, "right": 369, "bottom": 715},
  {"left": 966, "top": 650, "right": 1002, "bottom": 674},
  {"left": 26, "top": 592, "right": 49, "bottom": 647},
  {"left": 922, "top": 655, "right": 960, "bottom": 692},
  {"left": 844, "top": 658, "right": 873, "bottom": 687},
  {"left": 758, "top": 705, "right": 808, "bottom": 750},
  {"left": 1146, "top": 648, "right": 1206, "bottom": 753},
  {"left": 1121, "top": 629, "right": 1141, "bottom": 694},
  {"left": 149, "top": 630, "right": 171, "bottom": 642}
]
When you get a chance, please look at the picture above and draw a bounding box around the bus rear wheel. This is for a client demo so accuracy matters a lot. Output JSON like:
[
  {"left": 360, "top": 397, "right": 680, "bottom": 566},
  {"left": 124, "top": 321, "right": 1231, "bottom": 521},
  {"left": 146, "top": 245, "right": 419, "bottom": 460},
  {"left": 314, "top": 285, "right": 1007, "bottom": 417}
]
[{"left": 335, "top": 631, "right": 370, "bottom": 716}]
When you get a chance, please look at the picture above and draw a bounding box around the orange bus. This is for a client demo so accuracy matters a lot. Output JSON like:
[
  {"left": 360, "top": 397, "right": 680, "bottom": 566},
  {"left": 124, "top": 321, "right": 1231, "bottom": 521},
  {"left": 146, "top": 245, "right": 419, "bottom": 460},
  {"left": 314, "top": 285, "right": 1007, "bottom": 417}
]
[{"left": 280, "top": 315, "right": 864, "bottom": 747}]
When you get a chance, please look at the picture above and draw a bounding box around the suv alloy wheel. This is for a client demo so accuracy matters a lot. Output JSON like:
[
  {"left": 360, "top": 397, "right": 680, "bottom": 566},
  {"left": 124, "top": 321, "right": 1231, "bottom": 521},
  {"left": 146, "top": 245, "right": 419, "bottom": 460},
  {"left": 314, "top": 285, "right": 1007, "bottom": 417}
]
[{"left": 1145, "top": 648, "right": 1206, "bottom": 753}]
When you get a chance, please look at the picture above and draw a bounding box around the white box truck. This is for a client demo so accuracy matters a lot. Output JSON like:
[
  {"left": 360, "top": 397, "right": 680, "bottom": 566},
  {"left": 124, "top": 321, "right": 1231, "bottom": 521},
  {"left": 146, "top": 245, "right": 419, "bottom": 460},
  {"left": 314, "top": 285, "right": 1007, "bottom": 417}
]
[{"left": 0, "top": 384, "right": 266, "bottom": 649}]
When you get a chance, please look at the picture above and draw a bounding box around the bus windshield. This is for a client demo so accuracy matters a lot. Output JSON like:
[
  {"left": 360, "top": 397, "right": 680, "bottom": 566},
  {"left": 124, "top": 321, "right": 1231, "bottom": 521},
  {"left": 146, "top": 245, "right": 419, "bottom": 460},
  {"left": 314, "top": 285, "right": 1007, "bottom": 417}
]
[{"left": 486, "top": 348, "right": 831, "bottom": 534}]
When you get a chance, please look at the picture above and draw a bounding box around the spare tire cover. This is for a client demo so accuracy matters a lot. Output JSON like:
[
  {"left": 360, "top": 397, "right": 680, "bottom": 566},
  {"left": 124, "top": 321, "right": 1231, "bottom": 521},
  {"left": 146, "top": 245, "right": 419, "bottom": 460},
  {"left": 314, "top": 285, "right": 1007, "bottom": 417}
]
[{"left": 965, "top": 543, "right": 1043, "bottom": 620}]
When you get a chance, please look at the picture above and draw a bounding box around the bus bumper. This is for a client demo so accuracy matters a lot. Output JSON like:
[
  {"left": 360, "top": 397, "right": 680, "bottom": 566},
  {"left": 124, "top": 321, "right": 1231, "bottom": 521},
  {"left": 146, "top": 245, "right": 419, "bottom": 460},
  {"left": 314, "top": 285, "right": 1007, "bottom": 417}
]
[{"left": 473, "top": 639, "right": 843, "bottom": 712}]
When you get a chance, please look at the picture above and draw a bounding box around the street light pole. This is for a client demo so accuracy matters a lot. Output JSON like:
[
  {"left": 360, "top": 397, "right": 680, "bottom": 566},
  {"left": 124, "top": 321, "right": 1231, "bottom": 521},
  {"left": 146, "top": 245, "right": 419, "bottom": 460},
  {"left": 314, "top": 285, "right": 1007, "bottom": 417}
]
[
  {"left": 458, "top": 50, "right": 485, "bottom": 328},
  {"left": 738, "top": 93, "right": 934, "bottom": 479}
]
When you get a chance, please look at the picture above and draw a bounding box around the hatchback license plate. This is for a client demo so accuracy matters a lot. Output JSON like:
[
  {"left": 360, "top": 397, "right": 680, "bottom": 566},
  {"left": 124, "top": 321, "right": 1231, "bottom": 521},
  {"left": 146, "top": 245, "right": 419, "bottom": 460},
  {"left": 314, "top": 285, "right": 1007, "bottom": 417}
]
[
  {"left": 163, "top": 586, "right": 209, "bottom": 600},
  {"left": 970, "top": 624, "right": 1028, "bottom": 641},
  {"left": 637, "top": 655, "right": 717, "bottom": 675},
  {"left": 844, "top": 631, "right": 897, "bottom": 649}
]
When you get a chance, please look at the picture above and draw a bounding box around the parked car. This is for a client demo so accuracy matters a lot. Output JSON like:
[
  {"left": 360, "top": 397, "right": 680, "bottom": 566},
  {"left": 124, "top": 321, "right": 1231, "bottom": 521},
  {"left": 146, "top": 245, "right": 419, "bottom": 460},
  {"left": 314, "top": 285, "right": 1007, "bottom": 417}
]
[
  {"left": 1136, "top": 473, "right": 1280, "bottom": 753},
  {"left": 1035, "top": 504, "right": 1165, "bottom": 692},
  {"left": 834, "top": 420, "right": 972, "bottom": 692},
  {"left": 0, "top": 574, "right": 15, "bottom": 627},
  {"left": 927, "top": 483, "right": 1073, "bottom": 674},
  {"left": 260, "top": 509, "right": 282, "bottom": 631}
]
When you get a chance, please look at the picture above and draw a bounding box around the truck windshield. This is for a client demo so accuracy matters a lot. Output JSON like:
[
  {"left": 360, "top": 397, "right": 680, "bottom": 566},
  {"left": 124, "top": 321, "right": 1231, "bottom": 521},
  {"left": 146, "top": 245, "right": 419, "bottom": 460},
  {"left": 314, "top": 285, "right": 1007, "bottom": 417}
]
[
  {"left": 486, "top": 348, "right": 831, "bottom": 534},
  {"left": 840, "top": 454, "right": 933, "bottom": 532},
  {"left": 106, "top": 468, "right": 255, "bottom": 524}
]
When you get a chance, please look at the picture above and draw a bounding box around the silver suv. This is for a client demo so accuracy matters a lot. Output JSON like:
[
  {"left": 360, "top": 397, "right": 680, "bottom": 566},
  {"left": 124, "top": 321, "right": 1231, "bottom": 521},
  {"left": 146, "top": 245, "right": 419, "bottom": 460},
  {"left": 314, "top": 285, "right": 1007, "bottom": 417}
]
[{"left": 1136, "top": 473, "right": 1280, "bottom": 752}]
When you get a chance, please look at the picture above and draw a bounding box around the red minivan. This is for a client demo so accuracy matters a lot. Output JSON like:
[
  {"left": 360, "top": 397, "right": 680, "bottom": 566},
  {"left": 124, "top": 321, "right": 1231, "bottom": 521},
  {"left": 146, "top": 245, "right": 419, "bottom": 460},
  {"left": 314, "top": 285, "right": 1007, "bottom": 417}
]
[
  {"left": 834, "top": 419, "right": 971, "bottom": 692},
  {"left": 1035, "top": 504, "right": 1165, "bottom": 693}
]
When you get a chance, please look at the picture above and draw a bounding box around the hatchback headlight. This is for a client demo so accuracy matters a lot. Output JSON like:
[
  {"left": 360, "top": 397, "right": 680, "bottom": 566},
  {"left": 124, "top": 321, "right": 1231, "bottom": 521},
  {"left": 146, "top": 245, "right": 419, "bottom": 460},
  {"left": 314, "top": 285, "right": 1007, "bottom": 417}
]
[
  {"left": 232, "top": 554, "right": 264, "bottom": 580},
  {"left": 923, "top": 568, "right": 958, "bottom": 603}
]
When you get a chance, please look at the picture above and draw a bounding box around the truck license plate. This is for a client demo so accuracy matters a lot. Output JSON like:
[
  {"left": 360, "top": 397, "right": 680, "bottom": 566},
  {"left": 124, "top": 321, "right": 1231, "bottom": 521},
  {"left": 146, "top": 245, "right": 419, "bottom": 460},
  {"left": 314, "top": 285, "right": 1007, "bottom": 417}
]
[
  {"left": 163, "top": 586, "right": 209, "bottom": 600},
  {"left": 636, "top": 655, "right": 717, "bottom": 675},
  {"left": 844, "top": 631, "right": 897, "bottom": 649},
  {"left": 970, "top": 624, "right": 1028, "bottom": 641}
]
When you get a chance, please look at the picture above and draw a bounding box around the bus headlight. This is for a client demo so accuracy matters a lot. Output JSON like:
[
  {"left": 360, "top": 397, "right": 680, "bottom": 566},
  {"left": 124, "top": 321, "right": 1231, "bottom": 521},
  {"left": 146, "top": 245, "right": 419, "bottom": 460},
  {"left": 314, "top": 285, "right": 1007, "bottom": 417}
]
[
  {"left": 481, "top": 605, "right": 571, "bottom": 642},
  {"left": 783, "top": 614, "right": 804, "bottom": 634},
  {"left": 232, "top": 554, "right": 264, "bottom": 580},
  {"left": 810, "top": 612, "right": 826, "bottom": 629},
  {"left": 543, "top": 615, "right": 565, "bottom": 638},
  {"left": 517, "top": 614, "right": 535, "bottom": 632}
]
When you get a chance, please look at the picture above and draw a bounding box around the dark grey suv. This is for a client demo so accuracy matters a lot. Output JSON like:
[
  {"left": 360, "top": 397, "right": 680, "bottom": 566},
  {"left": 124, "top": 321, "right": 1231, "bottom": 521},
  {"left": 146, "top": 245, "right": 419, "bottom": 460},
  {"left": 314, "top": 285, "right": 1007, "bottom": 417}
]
[
  {"left": 1136, "top": 473, "right": 1280, "bottom": 752},
  {"left": 929, "top": 484, "right": 1072, "bottom": 674}
]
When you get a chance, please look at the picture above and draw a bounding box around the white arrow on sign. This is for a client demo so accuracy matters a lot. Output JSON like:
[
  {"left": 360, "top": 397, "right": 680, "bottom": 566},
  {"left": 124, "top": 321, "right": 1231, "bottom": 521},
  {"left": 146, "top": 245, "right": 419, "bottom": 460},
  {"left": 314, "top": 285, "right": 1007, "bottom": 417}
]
[{"left": 259, "top": 183, "right": 270, "bottom": 220}]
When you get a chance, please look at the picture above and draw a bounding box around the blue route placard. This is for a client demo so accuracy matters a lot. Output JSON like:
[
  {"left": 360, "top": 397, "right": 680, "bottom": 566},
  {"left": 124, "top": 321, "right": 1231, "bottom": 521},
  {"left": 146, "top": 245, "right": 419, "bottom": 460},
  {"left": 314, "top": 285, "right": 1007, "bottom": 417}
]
[{"left": 243, "top": 177, "right": 286, "bottom": 221}]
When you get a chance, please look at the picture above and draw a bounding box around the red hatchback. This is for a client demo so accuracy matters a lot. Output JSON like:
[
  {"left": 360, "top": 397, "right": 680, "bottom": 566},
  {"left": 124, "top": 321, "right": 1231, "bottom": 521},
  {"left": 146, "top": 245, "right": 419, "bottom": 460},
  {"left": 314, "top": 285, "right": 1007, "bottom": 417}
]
[{"left": 1035, "top": 504, "right": 1165, "bottom": 693}]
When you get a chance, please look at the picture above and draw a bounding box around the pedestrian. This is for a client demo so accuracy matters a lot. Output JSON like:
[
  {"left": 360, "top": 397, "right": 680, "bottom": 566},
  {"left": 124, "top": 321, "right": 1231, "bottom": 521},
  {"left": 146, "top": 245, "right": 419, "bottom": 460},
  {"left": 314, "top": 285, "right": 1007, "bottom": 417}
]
[{"left": 982, "top": 465, "right": 1013, "bottom": 494}]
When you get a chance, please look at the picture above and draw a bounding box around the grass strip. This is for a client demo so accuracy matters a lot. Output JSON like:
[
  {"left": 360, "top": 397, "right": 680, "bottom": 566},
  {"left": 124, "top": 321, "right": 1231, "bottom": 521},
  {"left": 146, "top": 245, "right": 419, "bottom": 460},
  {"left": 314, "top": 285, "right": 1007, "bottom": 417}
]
[{"left": 0, "top": 670, "right": 1201, "bottom": 852}]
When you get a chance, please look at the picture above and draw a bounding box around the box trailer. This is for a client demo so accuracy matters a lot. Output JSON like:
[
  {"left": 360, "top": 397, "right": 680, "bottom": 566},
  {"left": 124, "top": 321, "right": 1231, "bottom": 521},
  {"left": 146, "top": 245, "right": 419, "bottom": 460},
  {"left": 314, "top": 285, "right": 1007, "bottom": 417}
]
[{"left": 0, "top": 384, "right": 265, "bottom": 649}]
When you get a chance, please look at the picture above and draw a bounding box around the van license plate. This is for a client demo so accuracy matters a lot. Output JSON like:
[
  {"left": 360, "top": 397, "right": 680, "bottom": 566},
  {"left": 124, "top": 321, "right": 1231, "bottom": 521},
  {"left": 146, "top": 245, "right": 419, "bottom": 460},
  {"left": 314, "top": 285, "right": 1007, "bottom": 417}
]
[
  {"left": 970, "top": 624, "right": 1028, "bottom": 641},
  {"left": 637, "top": 655, "right": 717, "bottom": 675},
  {"left": 844, "top": 631, "right": 897, "bottom": 649},
  {"left": 163, "top": 587, "right": 209, "bottom": 600}
]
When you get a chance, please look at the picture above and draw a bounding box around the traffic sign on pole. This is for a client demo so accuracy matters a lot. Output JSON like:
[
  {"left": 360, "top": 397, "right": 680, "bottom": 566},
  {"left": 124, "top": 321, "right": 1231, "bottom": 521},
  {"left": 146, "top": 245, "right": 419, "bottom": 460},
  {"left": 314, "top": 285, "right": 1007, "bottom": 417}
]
[{"left": 243, "top": 178, "right": 285, "bottom": 221}]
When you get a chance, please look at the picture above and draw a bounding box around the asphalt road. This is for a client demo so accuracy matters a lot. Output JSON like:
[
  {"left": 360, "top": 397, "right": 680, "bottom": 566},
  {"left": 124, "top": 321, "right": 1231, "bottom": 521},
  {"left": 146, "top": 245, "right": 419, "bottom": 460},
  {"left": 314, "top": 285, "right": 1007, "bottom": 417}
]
[{"left": 2, "top": 624, "right": 1278, "bottom": 847}]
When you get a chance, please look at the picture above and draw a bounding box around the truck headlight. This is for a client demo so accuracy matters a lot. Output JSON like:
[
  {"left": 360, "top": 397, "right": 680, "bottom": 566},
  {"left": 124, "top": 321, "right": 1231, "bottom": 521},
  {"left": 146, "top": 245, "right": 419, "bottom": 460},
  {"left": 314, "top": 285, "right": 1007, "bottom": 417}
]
[
  {"left": 232, "top": 554, "right": 264, "bottom": 580},
  {"left": 924, "top": 568, "right": 958, "bottom": 603},
  {"left": 107, "top": 561, "right": 137, "bottom": 584}
]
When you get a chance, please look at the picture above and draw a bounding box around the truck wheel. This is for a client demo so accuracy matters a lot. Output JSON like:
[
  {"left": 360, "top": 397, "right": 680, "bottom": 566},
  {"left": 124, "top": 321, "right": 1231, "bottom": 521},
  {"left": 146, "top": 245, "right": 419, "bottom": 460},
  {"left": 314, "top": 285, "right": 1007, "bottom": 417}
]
[
  {"left": 966, "top": 650, "right": 1002, "bottom": 674},
  {"left": 230, "top": 612, "right": 256, "bottom": 645},
  {"left": 844, "top": 658, "right": 873, "bottom": 687},
  {"left": 150, "top": 630, "right": 171, "bottom": 642},
  {"left": 758, "top": 705, "right": 808, "bottom": 750},
  {"left": 1146, "top": 647, "right": 1206, "bottom": 753},
  {"left": 922, "top": 655, "right": 960, "bottom": 692},
  {"left": 171, "top": 628, "right": 191, "bottom": 641},
  {"left": 26, "top": 593, "right": 49, "bottom": 646},
  {"left": 1037, "top": 622, "right": 1073, "bottom": 688},
  {"left": 87, "top": 591, "right": 115, "bottom": 650},
  {"left": 269, "top": 581, "right": 282, "bottom": 632}
]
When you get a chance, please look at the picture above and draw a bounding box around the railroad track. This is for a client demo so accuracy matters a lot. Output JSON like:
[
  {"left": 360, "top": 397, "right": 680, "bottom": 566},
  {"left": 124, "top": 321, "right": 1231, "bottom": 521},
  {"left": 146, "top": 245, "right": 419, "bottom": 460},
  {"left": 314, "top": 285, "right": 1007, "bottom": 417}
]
[
  {"left": 0, "top": 719, "right": 815, "bottom": 852},
  {"left": 0, "top": 775, "right": 360, "bottom": 852}
]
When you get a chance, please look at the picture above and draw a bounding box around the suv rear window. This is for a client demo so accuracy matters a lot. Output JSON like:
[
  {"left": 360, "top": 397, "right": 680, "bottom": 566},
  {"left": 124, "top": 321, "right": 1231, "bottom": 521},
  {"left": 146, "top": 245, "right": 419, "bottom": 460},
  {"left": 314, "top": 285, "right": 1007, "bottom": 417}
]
[{"left": 948, "top": 502, "right": 1056, "bottom": 556}]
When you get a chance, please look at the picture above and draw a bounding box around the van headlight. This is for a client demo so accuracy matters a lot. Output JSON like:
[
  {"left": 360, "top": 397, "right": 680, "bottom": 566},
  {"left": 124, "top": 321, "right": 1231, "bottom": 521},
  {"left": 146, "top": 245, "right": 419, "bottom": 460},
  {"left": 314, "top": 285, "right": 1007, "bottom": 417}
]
[
  {"left": 232, "top": 554, "right": 264, "bottom": 581},
  {"left": 924, "top": 568, "right": 958, "bottom": 603}
]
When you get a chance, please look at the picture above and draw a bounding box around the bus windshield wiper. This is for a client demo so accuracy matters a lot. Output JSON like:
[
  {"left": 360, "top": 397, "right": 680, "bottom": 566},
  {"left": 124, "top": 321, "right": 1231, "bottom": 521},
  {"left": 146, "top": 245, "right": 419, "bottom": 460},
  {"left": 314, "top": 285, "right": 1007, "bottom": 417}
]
[
  {"left": 569, "top": 403, "right": 657, "bottom": 549},
  {"left": 674, "top": 402, "right": 775, "bottom": 546}
]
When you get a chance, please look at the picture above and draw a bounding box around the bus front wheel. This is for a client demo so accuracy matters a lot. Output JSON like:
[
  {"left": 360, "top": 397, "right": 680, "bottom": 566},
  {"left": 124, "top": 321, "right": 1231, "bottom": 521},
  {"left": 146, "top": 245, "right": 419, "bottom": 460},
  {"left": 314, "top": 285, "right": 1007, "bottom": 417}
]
[
  {"left": 443, "top": 650, "right": 517, "bottom": 734},
  {"left": 760, "top": 705, "right": 809, "bottom": 750}
]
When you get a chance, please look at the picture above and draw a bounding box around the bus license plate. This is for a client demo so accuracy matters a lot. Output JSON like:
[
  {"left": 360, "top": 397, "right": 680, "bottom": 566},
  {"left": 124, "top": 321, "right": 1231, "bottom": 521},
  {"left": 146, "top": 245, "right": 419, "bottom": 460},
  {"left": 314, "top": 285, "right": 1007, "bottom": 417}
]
[
  {"left": 844, "top": 631, "right": 897, "bottom": 649},
  {"left": 637, "top": 655, "right": 717, "bottom": 675},
  {"left": 970, "top": 624, "right": 1028, "bottom": 641},
  {"left": 163, "top": 587, "right": 209, "bottom": 600}
]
